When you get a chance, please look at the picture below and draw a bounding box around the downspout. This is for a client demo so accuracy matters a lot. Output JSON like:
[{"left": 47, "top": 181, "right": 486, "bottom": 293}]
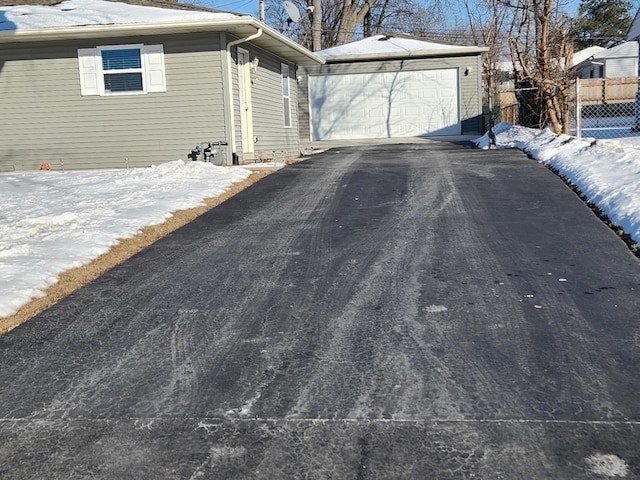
[{"left": 223, "top": 27, "right": 263, "bottom": 165}]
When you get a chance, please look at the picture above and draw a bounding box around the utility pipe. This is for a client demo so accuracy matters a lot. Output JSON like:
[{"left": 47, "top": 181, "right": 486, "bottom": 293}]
[{"left": 223, "top": 27, "right": 263, "bottom": 165}]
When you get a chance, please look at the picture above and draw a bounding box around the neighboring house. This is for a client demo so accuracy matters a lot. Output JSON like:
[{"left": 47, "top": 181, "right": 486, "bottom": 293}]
[
  {"left": 571, "top": 45, "right": 606, "bottom": 72},
  {"left": 627, "top": 7, "right": 640, "bottom": 43},
  {"left": 0, "top": 0, "right": 323, "bottom": 171},
  {"left": 492, "top": 61, "right": 517, "bottom": 89},
  {"left": 572, "top": 42, "right": 637, "bottom": 79},
  {"left": 299, "top": 34, "right": 487, "bottom": 141}
]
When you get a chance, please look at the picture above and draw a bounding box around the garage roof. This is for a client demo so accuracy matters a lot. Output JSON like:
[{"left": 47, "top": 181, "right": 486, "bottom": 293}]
[
  {"left": 0, "top": 0, "right": 323, "bottom": 66},
  {"left": 317, "top": 34, "right": 487, "bottom": 62}
]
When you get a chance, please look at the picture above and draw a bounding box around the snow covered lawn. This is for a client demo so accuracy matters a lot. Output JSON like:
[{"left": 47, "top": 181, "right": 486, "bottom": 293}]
[
  {"left": 0, "top": 160, "right": 259, "bottom": 320},
  {"left": 476, "top": 123, "right": 640, "bottom": 253}
]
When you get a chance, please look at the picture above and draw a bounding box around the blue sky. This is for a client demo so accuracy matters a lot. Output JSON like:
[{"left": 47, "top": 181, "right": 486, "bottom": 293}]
[
  {"left": 184, "top": 0, "right": 260, "bottom": 16},
  {"left": 183, "top": 0, "right": 639, "bottom": 29}
]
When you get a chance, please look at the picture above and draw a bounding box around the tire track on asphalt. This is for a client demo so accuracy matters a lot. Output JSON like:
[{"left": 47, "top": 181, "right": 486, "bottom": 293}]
[
  {"left": 480, "top": 215, "right": 634, "bottom": 421},
  {"left": 285, "top": 149, "right": 481, "bottom": 419},
  {"left": 4, "top": 154, "right": 369, "bottom": 420},
  {"left": 195, "top": 150, "right": 366, "bottom": 418},
  {"left": 246, "top": 148, "right": 399, "bottom": 418},
  {"left": 416, "top": 163, "right": 571, "bottom": 421},
  {"left": 438, "top": 155, "right": 639, "bottom": 422}
]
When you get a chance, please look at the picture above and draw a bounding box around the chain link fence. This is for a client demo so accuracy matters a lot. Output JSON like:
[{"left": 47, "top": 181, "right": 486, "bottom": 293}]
[
  {"left": 575, "top": 77, "right": 640, "bottom": 139},
  {"left": 491, "top": 78, "right": 640, "bottom": 140},
  {"left": 491, "top": 87, "right": 549, "bottom": 130}
]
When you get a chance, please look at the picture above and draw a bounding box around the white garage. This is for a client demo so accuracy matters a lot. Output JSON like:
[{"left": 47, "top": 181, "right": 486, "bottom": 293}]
[
  {"left": 309, "top": 69, "right": 460, "bottom": 140},
  {"left": 300, "top": 34, "right": 487, "bottom": 142}
]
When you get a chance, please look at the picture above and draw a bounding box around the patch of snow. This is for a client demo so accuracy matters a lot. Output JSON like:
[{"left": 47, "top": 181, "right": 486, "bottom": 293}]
[
  {"left": 0, "top": 160, "right": 251, "bottom": 318},
  {"left": 0, "top": 0, "right": 238, "bottom": 32},
  {"left": 238, "top": 162, "right": 286, "bottom": 170},
  {"left": 424, "top": 305, "right": 448, "bottom": 313},
  {"left": 572, "top": 46, "right": 607, "bottom": 67},
  {"left": 301, "top": 147, "right": 326, "bottom": 156},
  {"left": 316, "top": 34, "right": 478, "bottom": 58},
  {"left": 585, "top": 453, "right": 629, "bottom": 477}
]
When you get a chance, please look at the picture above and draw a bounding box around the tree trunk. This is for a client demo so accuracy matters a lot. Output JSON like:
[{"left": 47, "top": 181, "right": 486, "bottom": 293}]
[
  {"left": 363, "top": 9, "right": 371, "bottom": 37},
  {"left": 312, "top": 0, "right": 322, "bottom": 51},
  {"left": 335, "top": 0, "right": 372, "bottom": 45}
]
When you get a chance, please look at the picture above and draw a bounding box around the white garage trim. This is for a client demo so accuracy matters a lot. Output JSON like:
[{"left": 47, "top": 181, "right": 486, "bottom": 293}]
[{"left": 309, "top": 69, "right": 460, "bottom": 140}]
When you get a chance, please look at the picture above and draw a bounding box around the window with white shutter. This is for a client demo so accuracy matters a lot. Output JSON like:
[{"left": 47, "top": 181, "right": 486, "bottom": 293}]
[{"left": 78, "top": 44, "right": 166, "bottom": 96}]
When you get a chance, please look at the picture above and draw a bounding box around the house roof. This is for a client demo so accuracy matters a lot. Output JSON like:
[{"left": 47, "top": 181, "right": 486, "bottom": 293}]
[
  {"left": 0, "top": 0, "right": 225, "bottom": 13},
  {"left": 316, "top": 34, "right": 487, "bottom": 63},
  {"left": 571, "top": 46, "right": 606, "bottom": 66},
  {"left": 571, "top": 42, "right": 638, "bottom": 73},
  {"left": 0, "top": 0, "right": 323, "bottom": 65},
  {"left": 628, "top": 7, "right": 640, "bottom": 41},
  {"left": 592, "top": 41, "right": 637, "bottom": 59}
]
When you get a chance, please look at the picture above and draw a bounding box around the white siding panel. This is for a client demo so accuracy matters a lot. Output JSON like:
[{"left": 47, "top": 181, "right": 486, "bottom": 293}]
[{"left": 309, "top": 69, "right": 459, "bottom": 140}]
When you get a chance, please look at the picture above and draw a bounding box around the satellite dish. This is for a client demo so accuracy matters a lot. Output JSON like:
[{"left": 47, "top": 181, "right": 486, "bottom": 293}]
[{"left": 283, "top": 1, "right": 301, "bottom": 23}]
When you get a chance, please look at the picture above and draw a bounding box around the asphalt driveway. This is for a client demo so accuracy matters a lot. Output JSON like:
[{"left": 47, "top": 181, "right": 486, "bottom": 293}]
[{"left": 2, "top": 141, "right": 640, "bottom": 479}]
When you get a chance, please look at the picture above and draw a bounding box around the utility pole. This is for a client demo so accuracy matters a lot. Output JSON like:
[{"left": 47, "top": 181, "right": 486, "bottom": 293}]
[{"left": 259, "top": 0, "right": 265, "bottom": 22}]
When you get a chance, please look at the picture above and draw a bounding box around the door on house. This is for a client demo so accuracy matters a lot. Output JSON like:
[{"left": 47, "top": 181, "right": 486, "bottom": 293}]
[{"left": 237, "top": 48, "right": 254, "bottom": 158}]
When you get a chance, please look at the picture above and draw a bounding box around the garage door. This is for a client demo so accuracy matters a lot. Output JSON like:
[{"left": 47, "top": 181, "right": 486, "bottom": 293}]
[{"left": 309, "top": 69, "right": 460, "bottom": 140}]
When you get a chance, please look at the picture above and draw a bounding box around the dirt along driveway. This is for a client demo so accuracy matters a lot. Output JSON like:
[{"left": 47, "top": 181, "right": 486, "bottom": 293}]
[{"left": 1, "top": 141, "right": 640, "bottom": 478}]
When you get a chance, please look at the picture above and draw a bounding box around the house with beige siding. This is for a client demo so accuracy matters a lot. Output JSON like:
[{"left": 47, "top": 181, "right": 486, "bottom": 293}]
[
  {"left": 0, "top": 0, "right": 323, "bottom": 171},
  {"left": 299, "top": 34, "right": 487, "bottom": 142}
]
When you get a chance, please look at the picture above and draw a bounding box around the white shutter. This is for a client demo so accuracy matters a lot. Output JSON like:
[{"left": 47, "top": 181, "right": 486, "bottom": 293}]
[
  {"left": 143, "top": 44, "right": 166, "bottom": 93},
  {"left": 77, "top": 48, "right": 100, "bottom": 96}
]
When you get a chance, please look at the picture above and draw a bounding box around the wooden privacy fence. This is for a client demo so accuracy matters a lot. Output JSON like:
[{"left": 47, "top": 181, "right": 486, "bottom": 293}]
[
  {"left": 577, "top": 77, "right": 638, "bottom": 105},
  {"left": 496, "top": 90, "right": 518, "bottom": 124}
]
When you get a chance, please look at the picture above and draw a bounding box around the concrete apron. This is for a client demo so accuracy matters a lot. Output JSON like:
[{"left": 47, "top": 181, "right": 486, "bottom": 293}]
[{"left": 301, "top": 135, "right": 479, "bottom": 150}]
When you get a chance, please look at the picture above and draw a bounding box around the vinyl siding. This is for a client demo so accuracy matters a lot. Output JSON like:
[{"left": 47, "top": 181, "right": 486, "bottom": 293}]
[
  {"left": 298, "top": 54, "right": 484, "bottom": 140},
  {"left": 0, "top": 33, "right": 227, "bottom": 171},
  {"left": 230, "top": 43, "right": 300, "bottom": 162},
  {"left": 605, "top": 57, "right": 637, "bottom": 78}
]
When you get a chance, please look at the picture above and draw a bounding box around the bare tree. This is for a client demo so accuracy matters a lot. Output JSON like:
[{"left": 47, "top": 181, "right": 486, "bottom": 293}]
[
  {"left": 462, "top": 0, "right": 510, "bottom": 121},
  {"left": 506, "top": 0, "right": 574, "bottom": 133},
  {"left": 332, "top": 0, "right": 374, "bottom": 45},
  {"left": 268, "top": 0, "right": 444, "bottom": 50},
  {"left": 374, "top": 0, "right": 444, "bottom": 37}
]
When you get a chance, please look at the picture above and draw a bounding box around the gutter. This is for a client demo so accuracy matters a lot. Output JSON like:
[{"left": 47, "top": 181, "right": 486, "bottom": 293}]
[
  {"left": 223, "top": 27, "right": 263, "bottom": 165},
  {"left": 0, "top": 17, "right": 249, "bottom": 41}
]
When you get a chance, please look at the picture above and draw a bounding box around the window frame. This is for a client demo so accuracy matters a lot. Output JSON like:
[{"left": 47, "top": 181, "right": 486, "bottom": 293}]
[{"left": 98, "top": 44, "right": 145, "bottom": 95}]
